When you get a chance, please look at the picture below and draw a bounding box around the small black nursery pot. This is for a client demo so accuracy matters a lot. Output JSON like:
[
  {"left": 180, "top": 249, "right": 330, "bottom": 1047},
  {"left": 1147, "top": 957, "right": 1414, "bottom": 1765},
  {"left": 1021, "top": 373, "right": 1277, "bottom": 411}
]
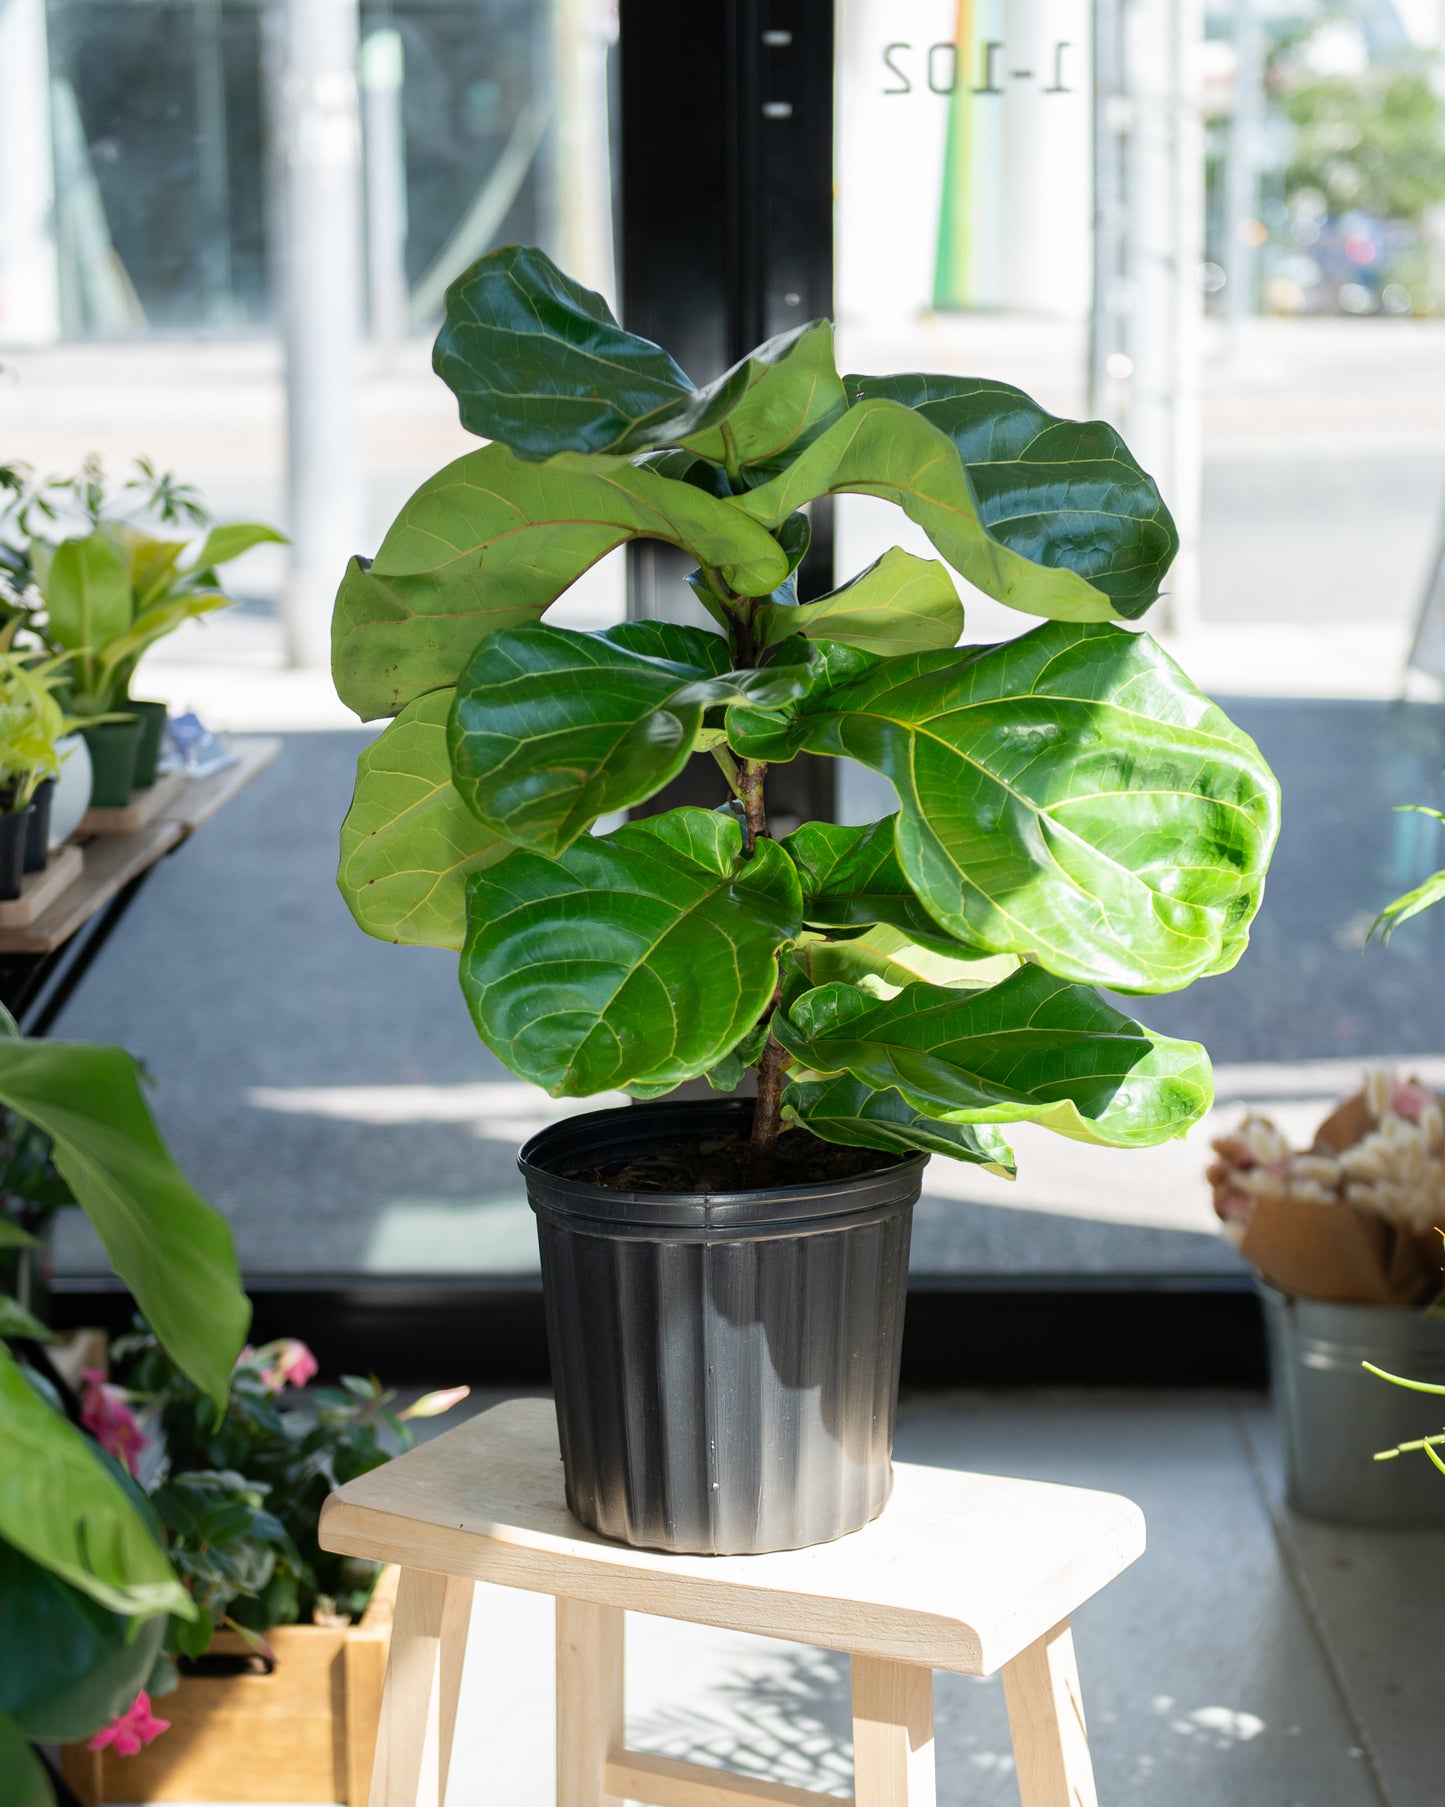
[
  {"left": 0, "top": 804, "right": 36, "bottom": 901},
  {"left": 23, "top": 780, "right": 54, "bottom": 873},
  {"left": 520, "top": 1098, "right": 924, "bottom": 1556}
]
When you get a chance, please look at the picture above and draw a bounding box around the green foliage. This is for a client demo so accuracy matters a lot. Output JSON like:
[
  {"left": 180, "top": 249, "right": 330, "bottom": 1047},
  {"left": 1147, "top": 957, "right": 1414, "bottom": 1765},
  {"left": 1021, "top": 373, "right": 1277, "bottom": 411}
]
[
  {"left": 335, "top": 246, "right": 1280, "bottom": 1175},
  {"left": 1283, "top": 63, "right": 1445, "bottom": 225},
  {"left": 117, "top": 1331, "right": 419, "bottom": 1633}
]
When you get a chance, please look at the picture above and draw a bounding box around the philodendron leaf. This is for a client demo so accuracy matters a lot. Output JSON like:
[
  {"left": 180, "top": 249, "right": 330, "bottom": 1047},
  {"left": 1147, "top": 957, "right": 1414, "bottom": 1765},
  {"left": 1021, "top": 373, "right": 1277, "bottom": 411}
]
[
  {"left": 784, "top": 1075, "right": 1017, "bottom": 1172},
  {"left": 460, "top": 808, "right": 802, "bottom": 1096},
  {"left": 0, "top": 1342, "right": 191, "bottom": 1618},
  {"left": 846, "top": 374, "right": 1178, "bottom": 620},
  {"left": 756, "top": 547, "right": 963, "bottom": 658},
  {"left": 339, "top": 689, "right": 510, "bottom": 950},
  {"left": 42, "top": 530, "right": 132, "bottom": 655},
  {"left": 775, "top": 967, "right": 1212, "bottom": 1148},
  {"left": 796, "top": 928, "right": 1017, "bottom": 998},
  {"left": 768, "top": 622, "right": 1280, "bottom": 994},
  {"left": 185, "top": 522, "right": 288, "bottom": 571},
  {"left": 433, "top": 245, "right": 697, "bottom": 457},
  {"left": 0, "top": 1041, "right": 249, "bottom": 1409},
  {"left": 731, "top": 397, "right": 1161, "bottom": 624},
  {"left": 333, "top": 444, "right": 789, "bottom": 720},
  {"left": 448, "top": 621, "right": 808, "bottom": 856},
  {"left": 782, "top": 818, "right": 959, "bottom": 950}
]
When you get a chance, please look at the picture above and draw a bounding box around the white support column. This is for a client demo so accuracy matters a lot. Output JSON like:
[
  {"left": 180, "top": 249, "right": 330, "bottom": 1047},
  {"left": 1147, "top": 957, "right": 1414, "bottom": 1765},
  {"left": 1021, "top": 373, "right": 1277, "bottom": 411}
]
[
  {"left": 0, "top": 0, "right": 61, "bottom": 346},
  {"left": 276, "top": 0, "right": 365, "bottom": 670},
  {"left": 361, "top": 27, "right": 409, "bottom": 350}
]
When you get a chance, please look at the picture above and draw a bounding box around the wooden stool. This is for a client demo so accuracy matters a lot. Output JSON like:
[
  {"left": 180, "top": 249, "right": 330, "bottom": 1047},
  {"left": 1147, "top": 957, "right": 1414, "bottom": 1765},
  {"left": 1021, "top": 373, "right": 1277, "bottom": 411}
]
[{"left": 320, "top": 1399, "right": 1145, "bottom": 1807}]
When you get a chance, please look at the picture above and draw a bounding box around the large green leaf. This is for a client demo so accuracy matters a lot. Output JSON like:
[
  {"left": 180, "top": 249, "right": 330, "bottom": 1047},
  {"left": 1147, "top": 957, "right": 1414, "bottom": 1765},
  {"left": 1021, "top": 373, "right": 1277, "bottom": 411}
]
[
  {"left": 844, "top": 374, "right": 1178, "bottom": 620},
  {"left": 679, "top": 320, "right": 848, "bottom": 475},
  {"left": 783, "top": 1074, "right": 1017, "bottom": 1172},
  {"left": 460, "top": 809, "right": 802, "bottom": 1095},
  {"left": 42, "top": 530, "right": 132, "bottom": 657},
  {"left": 756, "top": 548, "right": 963, "bottom": 658},
  {"left": 433, "top": 245, "right": 698, "bottom": 457},
  {"left": 731, "top": 397, "right": 1154, "bottom": 624},
  {"left": 333, "top": 446, "right": 789, "bottom": 719},
  {"left": 795, "top": 928, "right": 1017, "bottom": 998},
  {"left": 0, "top": 1710, "right": 52, "bottom": 1807},
  {"left": 776, "top": 967, "right": 1212, "bottom": 1147},
  {"left": 0, "top": 1344, "right": 190, "bottom": 1618},
  {"left": 0, "top": 1536, "right": 166, "bottom": 1741},
  {"left": 449, "top": 621, "right": 807, "bottom": 855},
  {"left": 0, "top": 1042, "right": 249, "bottom": 1407},
  {"left": 781, "top": 818, "right": 960, "bottom": 950},
  {"left": 761, "top": 623, "right": 1279, "bottom": 993},
  {"left": 339, "top": 689, "right": 510, "bottom": 950}
]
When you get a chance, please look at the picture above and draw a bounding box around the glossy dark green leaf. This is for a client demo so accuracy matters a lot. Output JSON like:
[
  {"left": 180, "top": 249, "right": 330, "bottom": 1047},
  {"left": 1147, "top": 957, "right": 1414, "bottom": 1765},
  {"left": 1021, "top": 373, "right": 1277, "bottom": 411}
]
[
  {"left": 0, "top": 1345, "right": 191, "bottom": 1618},
  {"left": 704, "top": 1020, "right": 771, "bottom": 1094},
  {"left": 756, "top": 547, "right": 962, "bottom": 658},
  {"left": 776, "top": 967, "right": 1212, "bottom": 1147},
  {"left": 433, "top": 245, "right": 696, "bottom": 458},
  {"left": 781, "top": 818, "right": 958, "bottom": 949},
  {"left": 448, "top": 621, "right": 807, "bottom": 856},
  {"left": 460, "top": 809, "right": 802, "bottom": 1096},
  {"left": 732, "top": 398, "right": 1145, "bottom": 624},
  {"left": 333, "top": 445, "right": 789, "bottom": 720},
  {"left": 0, "top": 1042, "right": 250, "bottom": 1408},
  {"left": 765, "top": 622, "right": 1279, "bottom": 993},
  {"left": 845, "top": 374, "right": 1178, "bottom": 620},
  {"left": 338, "top": 689, "right": 510, "bottom": 950},
  {"left": 783, "top": 1075, "right": 1017, "bottom": 1171},
  {"left": 0, "top": 1536, "right": 166, "bottom": 1741}
]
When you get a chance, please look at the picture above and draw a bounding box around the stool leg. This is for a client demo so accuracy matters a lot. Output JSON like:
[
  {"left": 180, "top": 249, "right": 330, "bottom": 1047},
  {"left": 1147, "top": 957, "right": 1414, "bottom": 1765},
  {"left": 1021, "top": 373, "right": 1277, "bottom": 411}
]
[
  {"left": 556, "top": 1596, "right": 624, "bottom": 1807},
  {"left": 1002, "top": 1618, "right": 1097, "bottom": 1807},
  {"left": 851, "top": 1655, "right": 936, "bottom": 1807},
  {"left": 367, "top": 1568, "right": 473, "bottom": 1807}
]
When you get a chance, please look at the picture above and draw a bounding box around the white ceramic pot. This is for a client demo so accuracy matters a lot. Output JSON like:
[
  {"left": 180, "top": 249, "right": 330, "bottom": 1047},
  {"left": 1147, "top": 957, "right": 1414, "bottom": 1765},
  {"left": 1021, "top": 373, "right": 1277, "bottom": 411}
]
[{"left": 50, "top": 733, "right": 93, "bottom": 848}]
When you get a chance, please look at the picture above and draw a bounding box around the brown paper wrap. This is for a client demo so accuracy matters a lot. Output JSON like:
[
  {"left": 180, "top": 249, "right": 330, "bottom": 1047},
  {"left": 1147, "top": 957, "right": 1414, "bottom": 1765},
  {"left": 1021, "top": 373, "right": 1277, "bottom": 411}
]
[{"left": 1215, "top": 1092, "right": 1445, "bottom": 1307}]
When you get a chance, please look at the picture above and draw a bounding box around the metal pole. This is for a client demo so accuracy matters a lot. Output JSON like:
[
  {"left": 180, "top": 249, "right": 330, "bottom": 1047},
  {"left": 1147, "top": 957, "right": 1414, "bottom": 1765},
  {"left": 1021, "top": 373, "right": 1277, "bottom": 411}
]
[
  {"left": 275, "top": 0, "right": 365, "bottom": 670},
  {"left": 0, "top": 0, "right": 61, "bottom": 345},
  {"left": 360, "top": 26, "right": 408, "bottom": 349},
  {"left": 1089, "top": 0, "right": 1127, "bottom": 419}
]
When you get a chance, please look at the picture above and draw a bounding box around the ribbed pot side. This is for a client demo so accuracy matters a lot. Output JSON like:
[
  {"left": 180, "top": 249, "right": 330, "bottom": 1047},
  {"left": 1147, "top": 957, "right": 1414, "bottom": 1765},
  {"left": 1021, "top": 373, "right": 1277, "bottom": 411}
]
[{"left": 520, "top": 1100, "right": 925, "bottom": 1555}]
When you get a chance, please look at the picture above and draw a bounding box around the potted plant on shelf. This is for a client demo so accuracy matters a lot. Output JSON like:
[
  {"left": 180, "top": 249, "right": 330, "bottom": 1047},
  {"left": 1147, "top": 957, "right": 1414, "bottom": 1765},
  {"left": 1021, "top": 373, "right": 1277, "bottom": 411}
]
[
  {"left": 58, "top": 1328, "right": 464, "bottom": 1807},
  {"left": 332, "top": 245, "right": 1281, "bottom": 1555},
  {"left": 3, "top": 459, "right": 284, "bottom": 803},
  {"left": 0, "top": 1004, "right": 251, "bottom": 1807}
]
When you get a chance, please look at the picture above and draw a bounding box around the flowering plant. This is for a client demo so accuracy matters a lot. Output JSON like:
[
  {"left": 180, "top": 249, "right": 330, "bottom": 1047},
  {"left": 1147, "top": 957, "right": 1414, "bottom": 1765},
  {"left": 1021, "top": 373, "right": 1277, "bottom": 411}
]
[{"left": 113, "top": 1325, "right": 466, "bottom": 1649}]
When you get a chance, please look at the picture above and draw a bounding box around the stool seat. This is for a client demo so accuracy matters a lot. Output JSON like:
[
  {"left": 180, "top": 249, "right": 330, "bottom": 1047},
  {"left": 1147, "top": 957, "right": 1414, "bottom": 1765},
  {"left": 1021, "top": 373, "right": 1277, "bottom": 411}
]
[{"left": 320, "top": 1399, "right": 1146, "bottom": 1807}]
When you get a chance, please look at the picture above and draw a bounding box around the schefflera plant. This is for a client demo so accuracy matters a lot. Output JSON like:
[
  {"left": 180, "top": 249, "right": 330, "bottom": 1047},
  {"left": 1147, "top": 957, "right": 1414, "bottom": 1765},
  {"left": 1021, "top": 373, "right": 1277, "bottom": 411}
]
[{"left": 334, "top": 246, "right": 1280, "bottom": 1186}]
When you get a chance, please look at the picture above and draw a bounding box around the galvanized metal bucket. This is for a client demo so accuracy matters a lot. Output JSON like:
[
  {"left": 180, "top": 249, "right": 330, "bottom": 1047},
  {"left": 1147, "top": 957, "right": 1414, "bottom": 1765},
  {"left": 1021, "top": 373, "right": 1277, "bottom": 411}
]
[
  {"left": 1260, "top": 1282, "right": 1445, "bottom": 1525},
  {"left": 520, "top": 1099, "right": 924, "bottom": 1555}
]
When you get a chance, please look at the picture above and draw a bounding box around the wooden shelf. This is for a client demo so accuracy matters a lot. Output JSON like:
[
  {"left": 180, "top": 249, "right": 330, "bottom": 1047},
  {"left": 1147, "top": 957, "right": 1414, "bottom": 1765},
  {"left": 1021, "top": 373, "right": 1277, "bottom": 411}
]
[
  {"left": 0, "top": 736, "right": 283, "bottom": 957},
  {"left": 78, "top": 771, "right": 186, "bottom": 838},
  {"left": 0, "top": 845, "right": 85, "bottom": 930}
]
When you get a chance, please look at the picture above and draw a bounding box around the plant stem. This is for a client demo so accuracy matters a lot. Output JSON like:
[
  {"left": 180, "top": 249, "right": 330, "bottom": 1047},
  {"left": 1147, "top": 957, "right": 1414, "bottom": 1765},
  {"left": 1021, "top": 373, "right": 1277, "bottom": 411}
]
[
  {"left": 736, "top": 758, "right": 767, "bottom": 857},
  {"left": 719, "top": 422, "right": 743, "bottom": 491},
  {"left": 747, "top": 1032, "right": 790, "bottom": 1185}
]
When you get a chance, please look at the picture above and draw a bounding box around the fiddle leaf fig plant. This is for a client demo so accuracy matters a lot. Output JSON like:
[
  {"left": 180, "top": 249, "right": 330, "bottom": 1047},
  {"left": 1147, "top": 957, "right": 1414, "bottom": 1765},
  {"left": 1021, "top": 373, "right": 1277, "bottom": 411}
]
[{"left": 336, "top": 245, "right": 1280, "bottom": 1181}]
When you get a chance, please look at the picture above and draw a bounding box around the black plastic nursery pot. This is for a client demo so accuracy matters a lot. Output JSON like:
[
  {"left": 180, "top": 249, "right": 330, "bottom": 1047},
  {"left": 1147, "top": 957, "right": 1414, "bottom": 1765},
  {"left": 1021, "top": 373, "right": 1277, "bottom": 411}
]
[
  {"left": 127, "top": 700, "right": 168, "bottom": 789},
  {"left": 80, "top": 719, "right": 144, "bottom": 809},
  {"left": 23, "top": 779, "right": 53, "bottom": 872},
  {"left": 0, "top": 805, "right": 34, "bottom": 900},
  {"left": 519, "top": 1099, "right": 925, "bottom": 1556}
]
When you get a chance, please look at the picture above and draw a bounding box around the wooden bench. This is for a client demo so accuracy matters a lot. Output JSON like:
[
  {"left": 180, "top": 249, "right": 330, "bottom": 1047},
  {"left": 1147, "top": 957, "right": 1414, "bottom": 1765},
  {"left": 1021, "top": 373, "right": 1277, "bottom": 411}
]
[{"left": 320, "top": 1398, "right": 1146, "bottom": 1807}]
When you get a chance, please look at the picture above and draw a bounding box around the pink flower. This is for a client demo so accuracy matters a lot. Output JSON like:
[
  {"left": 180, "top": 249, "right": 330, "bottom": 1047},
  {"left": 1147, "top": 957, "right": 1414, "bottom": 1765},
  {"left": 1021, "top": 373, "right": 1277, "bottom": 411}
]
[
  {"left": 87, "top": 1691, "right": 170, "bottom": 1756},
  {"left": 1390, "top": 1078, "right": 1436, "bottom": 1123},
  {"left": 79, "top": 1370, "right": 147, "bottom": 1476},
  {"left": 253, "top": 1338, "right": 318, "bottom": 1393}
]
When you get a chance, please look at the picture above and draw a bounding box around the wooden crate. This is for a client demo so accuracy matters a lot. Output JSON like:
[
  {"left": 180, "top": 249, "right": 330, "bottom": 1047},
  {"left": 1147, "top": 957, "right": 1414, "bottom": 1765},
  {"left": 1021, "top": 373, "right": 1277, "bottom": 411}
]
[
  {"left": 60, "top": 1569, "right": 397, "bottom": 1805},
  {"left": 0, "top": 844, "right": 83, "bottom": 929},
  {"left": 78, "top": 771, "right": 186, "bottom": 838}
]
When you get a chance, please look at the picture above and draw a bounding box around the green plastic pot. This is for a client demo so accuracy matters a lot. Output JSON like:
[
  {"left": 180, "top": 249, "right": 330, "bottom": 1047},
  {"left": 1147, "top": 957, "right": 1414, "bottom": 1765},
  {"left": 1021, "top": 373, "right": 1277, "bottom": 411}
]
[
  {"left": 80, "top": 719, "right": 144, "bottom": 810},
  {"left": 127, "top": 700, "right": 168, "bottom": 789}
]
